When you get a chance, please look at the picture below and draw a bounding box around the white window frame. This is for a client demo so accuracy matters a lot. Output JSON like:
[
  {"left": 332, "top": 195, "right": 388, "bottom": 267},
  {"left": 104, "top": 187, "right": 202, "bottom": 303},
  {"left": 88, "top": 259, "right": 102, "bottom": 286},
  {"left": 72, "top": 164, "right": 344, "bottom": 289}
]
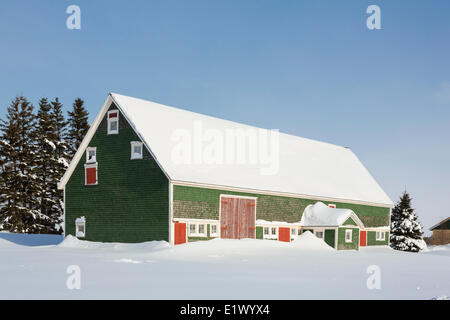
[
  {"left": 315, "top": 231, "right": 324, "bottom": 239},
  {"left": 107, "top": 110, "right": 119, "bottom": 135},
  {"left": 271, "top": 227, "right": 277, "bottom": 236},
  {"left": 198, "top": 224, "right": 206, "bottom": 236},
  {"left": 345, "top": 229, "right": 353, "bottom": 243},
  {"left": 86, "top": 147, "right": 97, "bottom": 164},
  {"left": 376, "top": 231, "right": 386, "bottom": 241},
  {"left": 75, "top": 218, "right": 86, "bottom": 238},
  {"left": 188, "top": 223, "right": 207, "bottom": 238},
  {"left": 210, "top": 224, "right": 219, "bottom": 237},
  {"left": 130, "top": 141, "right": 143, "bottom": 160},
  {"left": 189, "top": 223, "right": 196, "bottom": 236}
]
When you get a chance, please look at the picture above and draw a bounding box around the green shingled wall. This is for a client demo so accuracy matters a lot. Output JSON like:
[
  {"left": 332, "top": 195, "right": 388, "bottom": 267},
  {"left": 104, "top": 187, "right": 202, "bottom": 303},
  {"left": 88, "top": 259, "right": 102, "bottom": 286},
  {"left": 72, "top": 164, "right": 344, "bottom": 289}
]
[
  {"left": 173, "top": 185, "right": 390, "bottom": 227},
  {"left": 65, "top": 104, "right": 169, "bottom": 243}
]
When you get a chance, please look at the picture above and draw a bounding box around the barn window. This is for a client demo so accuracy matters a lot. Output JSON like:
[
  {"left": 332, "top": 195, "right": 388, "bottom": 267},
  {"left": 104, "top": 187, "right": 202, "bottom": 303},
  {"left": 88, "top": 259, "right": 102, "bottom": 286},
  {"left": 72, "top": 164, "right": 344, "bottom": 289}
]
[
  {"left": 107, "top": 110, "right": 119, "bottom": 135},
  {"left": 291, "top": 228, "right": 297, "bottom": 235},
  {"left": 345, "top": 229, "right": 353, "bottom": 243},
  {"left": 316, "top": 231, "right": 324, "bottom": 239},
  {"left": 85, "top": 163, "right": 98, "bottom": 185},
  {"left": 86, "top": 147, "right": 97, "bottom": 163},
  {"left": 75, "top": 217, "right": 86, "bottom": 238},
  {"left": 189, "top": 223, "right": 196, "bottom": 235},
  {"left": 198, "top": 224, "right": 205, "bottom": 235},
  {"left": 263, "top": 227, "right": 269, "bottom": 235},
  {"left": 210, "top": 224, "right": 218, "bottom": 237},
  {"left": 376, "top": 231, "right": 385, "bottom": 241},
  {"left": 130, "top": 141, "right": 143, "bottom": 160},
  {"left": 271, "top": 227, "right": 277, "bottom": 236}
]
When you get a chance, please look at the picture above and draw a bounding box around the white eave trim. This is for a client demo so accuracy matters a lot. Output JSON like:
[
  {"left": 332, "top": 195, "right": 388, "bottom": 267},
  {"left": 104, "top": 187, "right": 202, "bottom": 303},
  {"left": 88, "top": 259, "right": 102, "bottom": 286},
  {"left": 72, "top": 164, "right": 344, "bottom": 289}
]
[{"left": 58, "top": 93, "right": 171, "bottom": 190}]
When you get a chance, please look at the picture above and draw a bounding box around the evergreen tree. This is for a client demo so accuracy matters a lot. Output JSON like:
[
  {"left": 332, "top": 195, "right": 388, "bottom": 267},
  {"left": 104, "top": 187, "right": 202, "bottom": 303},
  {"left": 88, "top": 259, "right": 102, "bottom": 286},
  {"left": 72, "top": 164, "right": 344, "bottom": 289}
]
[
  {"left": 0, "top": 97, "right": 46, "bottom": 233},
  {"left": 50, "top": 97, "right": 70, "bottom": 232},
  {"left": 390, "top": 191, "right": 426, "bottom": 252},
  {"left": 66, "top": 98, "right": 89, "bottom": 157},
  {"left": 34, "top": 98, "right": 64, "bottom": 234}
]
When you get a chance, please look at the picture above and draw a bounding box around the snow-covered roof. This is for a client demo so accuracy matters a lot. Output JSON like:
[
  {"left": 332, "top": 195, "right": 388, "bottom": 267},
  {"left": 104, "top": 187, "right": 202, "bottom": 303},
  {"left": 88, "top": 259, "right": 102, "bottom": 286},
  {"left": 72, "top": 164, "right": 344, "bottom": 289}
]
[
  {"left": 300, "top": 202, "right": 364, "bottom": 227},
  {"left": 430, "top": 217, "right": 450, "bottom": 231},
  {"left": 59, "top": 93, "right": 393, "bottom": 207}
]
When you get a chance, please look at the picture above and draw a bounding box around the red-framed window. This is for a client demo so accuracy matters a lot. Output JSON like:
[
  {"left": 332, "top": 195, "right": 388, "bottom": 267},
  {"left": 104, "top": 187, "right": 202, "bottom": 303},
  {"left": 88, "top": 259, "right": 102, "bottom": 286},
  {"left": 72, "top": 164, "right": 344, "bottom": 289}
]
[{"left": 85, "top": 164, "right": 98, "bottom": 185}]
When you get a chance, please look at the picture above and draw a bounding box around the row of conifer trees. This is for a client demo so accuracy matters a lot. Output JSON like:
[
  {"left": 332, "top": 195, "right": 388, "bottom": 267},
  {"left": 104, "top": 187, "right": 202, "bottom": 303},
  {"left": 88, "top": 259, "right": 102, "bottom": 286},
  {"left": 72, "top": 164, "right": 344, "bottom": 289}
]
[{"left": 0, "top": 96, "right": 89, "bottom": 234}]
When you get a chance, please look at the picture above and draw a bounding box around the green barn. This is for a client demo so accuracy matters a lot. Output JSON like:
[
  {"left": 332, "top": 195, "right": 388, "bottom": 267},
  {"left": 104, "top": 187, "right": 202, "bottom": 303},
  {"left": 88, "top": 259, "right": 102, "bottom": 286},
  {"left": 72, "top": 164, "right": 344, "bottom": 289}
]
[{"left": 58, "top": 93, "right": 393, "bottom": 250}]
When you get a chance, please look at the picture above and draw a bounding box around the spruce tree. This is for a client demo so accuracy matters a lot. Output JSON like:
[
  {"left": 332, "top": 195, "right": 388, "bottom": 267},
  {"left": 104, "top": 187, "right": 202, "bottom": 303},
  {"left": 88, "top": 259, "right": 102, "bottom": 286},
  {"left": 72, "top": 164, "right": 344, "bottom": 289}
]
[
  {"left": 0, "top": 97, "right": 45, "bottom": 233},
  {"left": 66, "top": 98, "right": 89, "bottom": 157},
  {"left": 51, "top": 97, "right": 70, "bottom": 232},
  {"left": 34, "top": 98, "right": 64, "bottom": 234},
  {"left": 390, "top": 191, "right": 426, "bottom": 252}
]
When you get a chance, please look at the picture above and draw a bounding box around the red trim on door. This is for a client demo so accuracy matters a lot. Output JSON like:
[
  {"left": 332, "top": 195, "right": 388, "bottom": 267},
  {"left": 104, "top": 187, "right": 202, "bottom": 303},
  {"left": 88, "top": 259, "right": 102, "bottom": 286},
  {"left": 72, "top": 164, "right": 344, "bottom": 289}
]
[{"left": 279, "top": 227, "right": 290, "bottom": 242}]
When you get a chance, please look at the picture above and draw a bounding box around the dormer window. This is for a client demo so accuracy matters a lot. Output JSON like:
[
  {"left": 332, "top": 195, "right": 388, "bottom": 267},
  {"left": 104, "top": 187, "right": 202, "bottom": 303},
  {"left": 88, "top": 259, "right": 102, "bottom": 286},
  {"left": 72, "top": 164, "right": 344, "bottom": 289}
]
[
  {"left": 130, "top": 141, "right": 143, "bottom": 160},
  {"left": 86, "top": 147, "right": 97, "bottom": 163},
  {"left": 107, "top": 110, "right": 119, "bottom": 135}
]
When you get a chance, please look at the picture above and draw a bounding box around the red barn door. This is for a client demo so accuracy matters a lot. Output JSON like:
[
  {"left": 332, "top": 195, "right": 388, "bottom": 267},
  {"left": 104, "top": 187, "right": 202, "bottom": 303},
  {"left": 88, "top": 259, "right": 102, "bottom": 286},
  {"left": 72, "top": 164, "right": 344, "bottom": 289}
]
[
  {"left": 174, "top": 222, "right": 187, "bottom": 245},
  {"left": 220, "top": 197, "right": 256, "bottom": 239},
  {"left": 279, "top": 227, "right": 290, "bottom": 242},
  {"left": 360, "top": 230, "right": 367, "bottom": 247}
]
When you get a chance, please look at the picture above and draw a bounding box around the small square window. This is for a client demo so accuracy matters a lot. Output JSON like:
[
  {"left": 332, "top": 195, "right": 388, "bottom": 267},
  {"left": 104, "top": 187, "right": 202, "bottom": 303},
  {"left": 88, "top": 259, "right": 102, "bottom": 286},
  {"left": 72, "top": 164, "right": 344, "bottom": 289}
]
[
  {"left": 107, "top": 110, "right": 119, "bottom": 135},
  {"left": 130, "top": 142, "right": 143, "bottom": 160},
  {"left": 345, "top": 229, "right": 353, "bottom": 243},
  {"left": 86, "top": 147, "right": 96, "bottom": 163},
  {"left": 316, "top": 231, "right": 324, "bottom": 239},
  {"left": 291, "top": 228, "right": 297, "bottom": 235}
]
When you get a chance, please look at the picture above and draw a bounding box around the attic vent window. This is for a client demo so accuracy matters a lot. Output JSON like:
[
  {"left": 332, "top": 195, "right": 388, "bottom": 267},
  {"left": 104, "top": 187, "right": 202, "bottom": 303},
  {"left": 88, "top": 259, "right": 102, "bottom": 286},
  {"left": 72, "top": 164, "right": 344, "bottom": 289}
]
[
  {"left": 130, "top": 141, "right": 143, "bottom": 160},
  {"left": 107, "top": 110, "right": 119, "bottom": 135}
]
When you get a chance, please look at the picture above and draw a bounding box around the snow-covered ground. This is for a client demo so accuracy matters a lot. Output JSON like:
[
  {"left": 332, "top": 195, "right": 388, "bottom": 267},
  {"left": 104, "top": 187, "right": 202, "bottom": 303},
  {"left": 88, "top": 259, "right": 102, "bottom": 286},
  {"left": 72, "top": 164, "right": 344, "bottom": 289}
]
[{"left": 0, "top": 232, "right": 448, "bottom": 300}]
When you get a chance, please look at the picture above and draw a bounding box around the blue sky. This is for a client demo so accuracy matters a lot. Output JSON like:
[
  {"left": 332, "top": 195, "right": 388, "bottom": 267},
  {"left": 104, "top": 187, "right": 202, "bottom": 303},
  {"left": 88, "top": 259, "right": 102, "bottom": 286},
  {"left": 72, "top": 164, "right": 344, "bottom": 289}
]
[{"left": 1, "top": 0, "right": 449, "bottom": 234}]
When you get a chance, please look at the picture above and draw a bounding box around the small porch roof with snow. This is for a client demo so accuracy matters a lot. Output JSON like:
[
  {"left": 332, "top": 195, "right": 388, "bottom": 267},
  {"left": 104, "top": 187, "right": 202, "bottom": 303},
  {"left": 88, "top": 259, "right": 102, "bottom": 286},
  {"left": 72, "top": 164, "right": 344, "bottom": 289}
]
[
  {"left": 300, "top": 202, "right": 364, "bottom": 228},
  {"left": 58, "top": 93, "right": 393, "bottom": 208}
]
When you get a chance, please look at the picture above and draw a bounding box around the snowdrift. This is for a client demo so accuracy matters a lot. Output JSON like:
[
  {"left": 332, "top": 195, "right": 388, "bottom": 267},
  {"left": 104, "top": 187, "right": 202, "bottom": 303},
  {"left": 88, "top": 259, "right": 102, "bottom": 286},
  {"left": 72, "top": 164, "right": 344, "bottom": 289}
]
[
  {"left": 58, "top": 235, "right": 170, "bottom": 252},
  {"left": 291, "top": 231, "right": 334, "bottom": 251}
]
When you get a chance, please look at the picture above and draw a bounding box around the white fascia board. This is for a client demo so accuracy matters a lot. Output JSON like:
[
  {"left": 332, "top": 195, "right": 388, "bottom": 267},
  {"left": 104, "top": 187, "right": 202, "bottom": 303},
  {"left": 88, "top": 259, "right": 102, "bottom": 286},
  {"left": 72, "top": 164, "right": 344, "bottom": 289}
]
[
  {"left": 58, "top": 93, "right": 172, "bottom": 190},
  {"left": 58, "top": 95, "right": 113, "bottom": 190}
]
